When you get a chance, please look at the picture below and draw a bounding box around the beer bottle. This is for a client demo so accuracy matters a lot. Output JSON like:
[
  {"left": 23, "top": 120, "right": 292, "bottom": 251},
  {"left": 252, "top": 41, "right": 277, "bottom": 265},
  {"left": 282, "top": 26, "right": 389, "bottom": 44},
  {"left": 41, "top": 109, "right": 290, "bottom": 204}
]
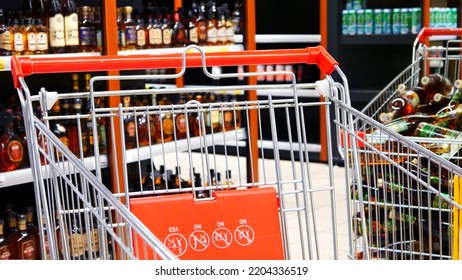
[
  {"left": 47, "top": 0, "right": 66, "bottom": 53},
  {"left": 380, "top": 89, "right": 420, "bottom": 123},
  {"left": 414, "top": 122, "right": 462, "bottom": 155},
  {"left": 0, "top": 219, "right": 13, "bottom": 260},
  {"left": 420, "top": 73, "right": 453, "bottom": 103}
]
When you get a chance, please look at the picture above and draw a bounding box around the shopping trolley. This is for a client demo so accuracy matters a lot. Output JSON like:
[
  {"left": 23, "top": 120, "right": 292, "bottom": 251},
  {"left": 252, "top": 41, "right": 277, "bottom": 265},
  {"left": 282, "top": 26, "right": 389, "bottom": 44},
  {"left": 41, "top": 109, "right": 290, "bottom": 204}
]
[
  {"left": 341, "top": 27, "right": 462, "bottom": 259},
  {"left": 11, "top": 45, "right": 354, "bottom": 260}
]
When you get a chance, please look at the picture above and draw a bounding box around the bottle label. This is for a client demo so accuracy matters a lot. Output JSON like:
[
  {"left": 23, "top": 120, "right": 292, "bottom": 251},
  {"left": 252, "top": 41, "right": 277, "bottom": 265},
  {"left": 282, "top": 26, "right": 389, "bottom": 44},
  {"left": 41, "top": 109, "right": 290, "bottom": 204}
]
[
  {"left": 79, "top": 26, "right": 96, "bottom": 46},
  {"left": 176, "top": 114, "right": 187, "bottom": 133},
  {"left": 386, "top": 119, "right": 408, "bottom": 133},
  {"left": 20, "top": 239, "right": 36, "bottom": 260},
  {"left": 217, "top": 27, "right": 227, "bottom": 43},
  {"left": 70, "top": 233, "right": 85, "bottom": 257},
  {"left": 0, "top": 245, "right": 12, "bottom": 260},
  {"left": 162, "top": 29, "right": 171, "bottom": 45},
  {"left": 136, "top": 29, "right": 146, "bottom": 47},
  {"left": 65, "top": 13, "right": 79, "bottom": 46},
  {"left": 27, "top": 32, "right": 37, "bottom": 51},
  {"left": 36, "top": 32, "right": 49, "bottom": 51},
  {"left": 13, "top": 32, "right": 24, "bottom": 52},
  {"left": 126, "top": 120, "right": 136, "bottom": 137},
  {"left": 188, "top": 27, "right": 198, "bottom": 44},
  {"left": 198, "top": 22, "right": 207, "bottom": 41},
  {"left": 7, "top": 140, "right": 23, "bottom": 163},
  {"left": 162, "top": 117, "right": 174, "bottom": 135},
  {"left": 226, "top": 27, "right": 234, "bottom": 42},
  {"left": 207, "top": 28, "right": 217, "bottom": 44},
  {"left": 0, "top": 31, "right": 11, "bottom": 51},
  {"left": 125, "top": 26, "right": 137, "bottom": 45},
  {"left": 118, "top": 29, "right": 126, "bottom": 47},
  {"left": 49, "top": 14, "right": 66, "bottom": 47},
  {"left": 149, "top": 28, "right": 162, "bottom": 45}
]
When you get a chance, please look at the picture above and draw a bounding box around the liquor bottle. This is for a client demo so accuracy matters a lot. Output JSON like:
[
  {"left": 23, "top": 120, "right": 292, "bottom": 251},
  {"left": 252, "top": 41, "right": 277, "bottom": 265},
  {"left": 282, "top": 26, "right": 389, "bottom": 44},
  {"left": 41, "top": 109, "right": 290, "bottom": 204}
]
[
  {"left": 122, "top": 96, "right": 136, "bottom": 149},
  {"left": 135, "top": 17, "right": 147, "bottom": 50},
  {"left": 154, "top": 165, "right": 167, "bottom": 191},
  {"left": 35, "top": 0, "right": 47, "bottom": 26},
  {"left": 6, "top": 211, "right": 18, "bottom": 240},
  {"left": 49, "top": 100, "right": 70, "bottom": 153},
  {"left": 231, "top": 0, "right": 242, "bottom": 35},
  {"left": 67, "top": 215, "right": 85, "bottom": 260},
  {"left": 205, "top": 92, "right": 221, "bottom": 133},
  {"left": 175, "top": 93, "right": 187, "bottom": 140},
  {"left": 10, "top": 18, "right": 25, "bottom": 56},
  {"left": 216, "top": 9, "right": 227, "bottom": 45},
  {"left": 155, "top": 95, "right": 174, "bottom": 143},
  {"left": 420, "top": 73, "right": 453, "bottom": 103},
  {"left": 84, "top": 217, "right": 99, "bottom": 259},
  {"left": 78, "top": 6, "right": 96, "bottom": 53},
  {"left": 206, "top": 9, "right": 217, "bottom": 45},
  {"left": 63, "top": 0, "right": 79, "bottom": 53},
  {"left": 171, "top": 11, "right": 186, "bottom": 47},
  {"left": 24, "top": 207, "right": 37, "bottom": 234},
  {"left": 384, "top": 105, "right": 462, "bottom": 136},
  {"left": 170, "top": 166, "right": 186, "bottom": 190},
  {"left": 35, "top": 19, "right": 49, "bottom": 54},
  {"left": 0, "top": 219, "right": 13, "bottom": 260},
  {"left": 186, "top": 9, "right": 199, "bottom": 45},
  {"left": 229, "top": 94, "right": 241, "bottom": 129},
  {"left": 0, "top": 9, "right": 11, "bottom": 56},
  {"left": 23, "top": 18, "right": 36, "bottom": 55},
  {"left": 414, "top": 122, "right": 462, "bottom": 155},
  {"left": 93, "top": 7, "right": 103, "bottom": 52},
  {"left": 379, "top": 89, "right": 420, "bottom": 123},
  {"left": 47, "top": 0, "right": 66, "bottom": 53},
  {"left": 161, "top": 13, "right": 172, "bottom": 48},
  {"left": 223, "top": 5, "right": 234, "bottom": 45},
  {"left": 117, "top": 7, "right": 126, "bottom": 50},
  {"left": 0, "top": 110, "right": 24, "bottom": 172},
  {"left": 147, "top": 14, "right": 162, "bottom": 48},
  {"left": 123, "top": 6, "right": 137, "bottom": 50},
  {"left": 195, "top": 8, "right": 208, "bottom": 45},
  {"left": 142, "top": 163, "right": 157, "bottom": 191},
  {"left": 11, "top": 214, "right": 37, "bottom": 259},
  {"left": 35, "top": 213, "right": 51, "bottom": 260}
]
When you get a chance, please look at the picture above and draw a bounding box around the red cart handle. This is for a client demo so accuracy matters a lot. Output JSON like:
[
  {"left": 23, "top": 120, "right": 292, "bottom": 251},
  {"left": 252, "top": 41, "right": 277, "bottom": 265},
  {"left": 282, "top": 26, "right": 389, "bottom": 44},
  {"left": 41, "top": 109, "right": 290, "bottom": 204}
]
[
  {"left": 417, "top": 27, "right": 462, "bottom": 43},
  {"left": 11, "top": 46, "right": 338, "bottom": 89}
]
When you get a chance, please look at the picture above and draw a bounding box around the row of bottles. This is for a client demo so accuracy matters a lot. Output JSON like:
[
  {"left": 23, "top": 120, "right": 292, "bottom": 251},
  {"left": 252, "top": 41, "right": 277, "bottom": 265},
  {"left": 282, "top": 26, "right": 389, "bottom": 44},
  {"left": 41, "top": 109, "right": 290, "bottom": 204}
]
[
  {"left": 123, "top": 91, "right": 242, "bottom": 150},
  {"left": 0, "top": 205, "right": 40, "bottom": 259},
  {"left": 255, "top": 64, "right": 314, "bottom": 84}
]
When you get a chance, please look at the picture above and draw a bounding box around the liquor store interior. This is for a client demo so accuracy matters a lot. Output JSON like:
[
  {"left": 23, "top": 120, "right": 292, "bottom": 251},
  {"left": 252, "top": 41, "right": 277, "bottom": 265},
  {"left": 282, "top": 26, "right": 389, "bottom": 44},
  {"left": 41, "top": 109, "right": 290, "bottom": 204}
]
[{"left": 0, "top": 0, "right": 461, "bottom": 262}]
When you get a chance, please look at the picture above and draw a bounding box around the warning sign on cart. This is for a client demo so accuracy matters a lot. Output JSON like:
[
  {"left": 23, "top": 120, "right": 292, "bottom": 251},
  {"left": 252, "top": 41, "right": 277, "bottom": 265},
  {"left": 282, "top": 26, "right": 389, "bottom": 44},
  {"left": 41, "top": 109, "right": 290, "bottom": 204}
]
[{"left": 130, "top": 187, "right": 284, "bottom": 260}]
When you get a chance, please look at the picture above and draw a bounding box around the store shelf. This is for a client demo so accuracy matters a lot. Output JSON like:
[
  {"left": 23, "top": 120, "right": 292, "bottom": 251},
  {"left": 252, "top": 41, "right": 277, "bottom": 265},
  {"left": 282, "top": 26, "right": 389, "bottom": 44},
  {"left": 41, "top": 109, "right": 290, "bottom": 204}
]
[
  {"left": 124, "top": 128, "right": 246, "bottom": 164},
  {"left": 0, "top": 154, "right": 108, "bottom": 189},
  {"left": 340, "top": 34, "right": 417, "bottom": 45},
  {"left": 235, "top": 34, "right": 321, "bottom": 44}
]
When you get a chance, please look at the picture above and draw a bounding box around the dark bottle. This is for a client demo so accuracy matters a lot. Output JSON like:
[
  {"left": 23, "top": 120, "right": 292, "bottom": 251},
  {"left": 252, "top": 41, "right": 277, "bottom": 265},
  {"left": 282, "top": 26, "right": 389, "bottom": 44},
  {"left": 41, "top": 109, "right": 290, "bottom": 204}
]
[
  {"left": 35, "top": 0, "right": 47, "bottom": 27},
  {"left": 22, "top": 0, "right": 34, "bottom": 20},
  {"left": 216, "top": 9, "right": 227, "bottom": 45},
  {"left": 223, "top": 5, "right": 234, "bottom": 45},
  {"left": 36, "top": 214, "right": 51, "bottom": 260},
  {"left": 93, "top": 7, "right": 103, "bottom": 52},
  {"left": 171, "top": 11, "right": 186, "bottom": 47},
  {"left": 63, "top": 0, "right": 79, "bottom": 53},
  {"left": 147, "top": 14, "right": 162, "bottom": 48},
  {"left": 122, "top": 96, "right": 137, "bottom": 149},
  {"left": 135, "top": 17, "right": 147, "bottom": 50},
  {"left": 379, "top": 89, "right": 420, "bottom": 123},
  {"left": 0, "top": 110, "right": 25, "bottom": 171},
  {"left": 78, "top": 6, "right": 96, "bottom": 53},
  {"left": 117, "top": 7, "right": 126, "bottom": 50},
  {"left": 172, "top": 166, "right": 188, "bottom": 189},
  {"left": 420, "top": 73, "right": 453, "bottom": 103},
  {"left": 0, "top": 219, "right": 13, "bottom": 260},
  {"left": 195, "top": 8, "right": 208, "bottom": 45},
  {"left": 47, "top": 0, "right": 66, "bottom": 53},
  {"left": 84, "top": 217, "right": 100, "bottom": 259},
  {"left": 0, "top": 9, "right": 12, "bottom": 56},
  {"left": 175, "top": 93, "right": 188, "bottom": 140},
  {"left": 231, "top": 0, "right": 242, "bottom": 35},
  {"left": 142, "top": 163, "right": 157, "bottom": 191},
  {"left": 35, "top": 19, "right": 49, "bottom": 54},
  {"left": 205, "top": 92, "right": 221, "bottom": 134},
  {"left": 154, "top": 165, "right": 167, "bottom": 191},
  {"left": 186, "top": 9, "right": 199, "bottom": 45},
  {"left": 206, "top": 9, "right": 217, "bottom": 46},
  {"left": 12, "top": 214, "right": 37, "bottom": 260},
  {"left": 66, "top": 215, "right": 85, "bottom": 260}
]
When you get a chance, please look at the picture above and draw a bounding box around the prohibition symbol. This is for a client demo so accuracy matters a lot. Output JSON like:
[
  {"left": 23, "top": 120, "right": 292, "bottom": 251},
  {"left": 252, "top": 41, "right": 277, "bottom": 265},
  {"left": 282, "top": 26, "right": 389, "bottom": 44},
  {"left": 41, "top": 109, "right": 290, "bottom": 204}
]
[
  {"left": 212, "top": 228, "right": 233, "bottom": 249},
  {"left": 234, "top": 225, "right": 255, "bottom": 246},
  {"left": 164, "top": 233, "right": 187, "bottom": 256},
  {"left": 189, "top": 230, "right": 210, "bottom": 252}
]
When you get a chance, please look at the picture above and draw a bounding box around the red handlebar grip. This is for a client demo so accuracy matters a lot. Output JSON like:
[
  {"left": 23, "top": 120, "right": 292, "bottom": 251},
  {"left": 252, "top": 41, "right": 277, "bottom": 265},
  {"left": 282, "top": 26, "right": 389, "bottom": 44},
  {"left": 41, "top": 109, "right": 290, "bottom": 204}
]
[
  {"left": 417, "top": 27, "right": 462, "bottom": 43},
  {"left": 11, "top": 46, "right": 338, "bottom": 89}
]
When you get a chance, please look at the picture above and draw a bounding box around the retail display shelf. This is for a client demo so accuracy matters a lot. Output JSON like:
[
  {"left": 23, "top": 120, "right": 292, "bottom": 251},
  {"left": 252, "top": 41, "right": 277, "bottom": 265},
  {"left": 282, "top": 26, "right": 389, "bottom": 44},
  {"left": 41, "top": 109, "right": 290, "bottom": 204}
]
[
  {"left": 253, "top": 34, "right": 321, "bottom": 44},
  {"left": 340, "top": 34, "right": 416, "bottom": 45}
]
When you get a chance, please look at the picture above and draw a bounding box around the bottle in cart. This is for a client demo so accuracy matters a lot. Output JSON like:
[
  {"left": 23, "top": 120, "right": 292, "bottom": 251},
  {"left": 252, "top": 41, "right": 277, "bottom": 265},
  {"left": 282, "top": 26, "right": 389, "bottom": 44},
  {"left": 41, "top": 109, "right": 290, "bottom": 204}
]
[
  {"left": 155, "top": 95, "right": 174, "bottom": 143},
  {"left": 380, "top": 88, "right": 420, "bottom": 123},
  {"left": 0, "top": 219, "right": 13, "bottom": 260},
  {"left": 414, "top": 122, "right": 462, "bottom": 155},
  {"left": 420, "top": 73, "right": 453, "bottom": 103},
  {"left": 0, "top": 110, "right": 24, "bottom": 172},
  {"left": 84, "top": 216, "right": 100, "bottom": 260}
]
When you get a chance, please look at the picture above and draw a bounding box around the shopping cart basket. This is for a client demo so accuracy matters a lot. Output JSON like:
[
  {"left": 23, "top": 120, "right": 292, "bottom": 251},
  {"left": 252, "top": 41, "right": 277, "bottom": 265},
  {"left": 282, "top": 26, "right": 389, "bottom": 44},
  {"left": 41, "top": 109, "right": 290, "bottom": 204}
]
[
  {"left": 341, "top": 27, "right": 462, "bottom": 259},
  {"left": 12, "top": 45, "right": 353, "bottom": 260}
]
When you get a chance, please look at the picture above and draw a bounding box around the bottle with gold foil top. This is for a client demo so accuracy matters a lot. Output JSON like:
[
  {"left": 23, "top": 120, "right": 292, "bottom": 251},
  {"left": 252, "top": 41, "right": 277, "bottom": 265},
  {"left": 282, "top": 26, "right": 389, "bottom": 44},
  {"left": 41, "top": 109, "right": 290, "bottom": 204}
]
[
  {"left": 78, "top": 6, "right": 96, "bottom": 53},
  {"left": 35, "top": 19, "right": 49, "bottom": 54},
  {"left": 0, "top": 219, "right": 13, "bottom": 260},
  {"left": 11, "top": 214, "right": 37, "bottom": 260},
  {"left": 123, "top": 6, "right": 137, "bottom": 50},
  {"left": 47, "top": 0, "right": 66, "bottom": 53},
  {"left": 0, "top": 110, "right": 24, "bottom": 172},
  {"left": 63, "top": 0, "right": 79, "bottom": 53},
  {"left": 23, "top": 18, "right": 36, "bottom": 55},
  {"left": 0, "top": 9, "right": 11, "bottom": 56}
]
